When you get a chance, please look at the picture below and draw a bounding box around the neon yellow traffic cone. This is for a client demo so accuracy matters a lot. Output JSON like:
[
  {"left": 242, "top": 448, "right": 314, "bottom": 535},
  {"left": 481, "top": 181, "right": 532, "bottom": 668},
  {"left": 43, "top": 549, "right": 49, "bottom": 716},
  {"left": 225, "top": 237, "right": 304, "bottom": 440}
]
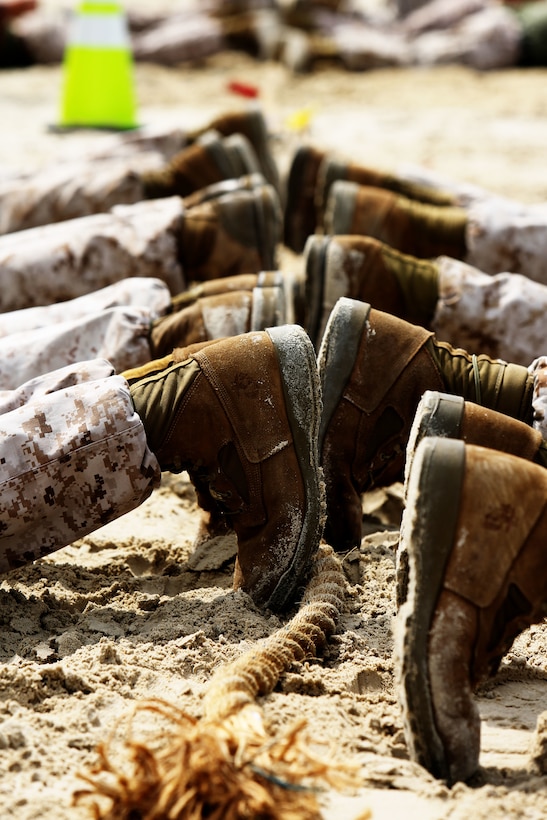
[{"left": 59, "top": 0, "right": 138, "bottom": 130}]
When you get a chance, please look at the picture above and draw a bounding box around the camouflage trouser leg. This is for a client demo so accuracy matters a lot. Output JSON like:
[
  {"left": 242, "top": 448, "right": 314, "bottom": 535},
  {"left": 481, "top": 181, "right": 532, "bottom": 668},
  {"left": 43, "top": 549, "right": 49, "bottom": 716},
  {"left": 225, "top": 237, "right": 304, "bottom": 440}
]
[
  {"left": 397, "top": 162, "right": 521, "bottom": 209},
  {"left": 410, "top": 6, "right": 522, "bottom": 70},
  {"left": 0, "top": 152, "right": 163, "bottom": 235},
  {"left": 0, "top": 359, "right": 160, "bottom": 574},
  {"left": 0, "top": 277, "right": 171, "bottom": 339},
  {"left": 529, "top": 357, "right": 547, "bottom": 442},
  {"left": 432, "top": 255, "right": 547, "bottom": 367},
  {"left": 0, "top": 305, "right": 158, "bottom": 390},
  {"left": 0, "top": 197, "right": 186, "bottom": 312},
  {"left": 465, "top": 199, "right": 547, "bottom": 283}
]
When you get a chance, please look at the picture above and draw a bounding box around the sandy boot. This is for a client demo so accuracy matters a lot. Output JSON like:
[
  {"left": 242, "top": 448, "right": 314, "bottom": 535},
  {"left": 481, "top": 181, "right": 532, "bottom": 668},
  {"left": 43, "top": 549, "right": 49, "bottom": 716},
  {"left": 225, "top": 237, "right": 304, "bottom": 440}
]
[
  {"left": 188, "top": 105, "right": 280, "bottom": 192},
  {"left": 304, "top": 234, "right": 439, "bottom": 347},
  {"left": 159, "top": 274, "right": 299, "bottom": 550},
  {"left": 170, "top": 274, "right": 262, "bottom": 311},
  {"left": 325, "top": 181, "right": 468, "bottom": 260},
  {"left": 406, "top": 390, "right": 547, "bottom": 487},
  {"left": 169, "top": 268, "right": 304, "bottom": 324},
  {"left": 305, "top": 236, "right": 547, "bottom": 366},
  {"left": 317, "top": 297, "right": 534, "bottom": 551},
  {"left": 396, "top": 437, "right": 547, "bottom": 784},
  {"left": 181, "top": 172, "right": 265, "bottom": 210},
  {"left": 169, "top": 268, "right": 296, "bottom": 304},
  {"left": 141, "top": 131, "right": 262, "bottom": 199},
  {"left": 397, "top": 390, "right": 547, "bottom": 608},
  {"left": 180, "top": 183, "right": 282, "bottom": 280},
  {"left": 123, "top": 326, "right": 324, "bottom": 611},
  {"left": 315, "top": 154, "right": 455, "bottom": 223},
  {"left": 149, "top": 284, "right": 287, "bottom": 357},
  {"left": 283, "top": 145, "right": 456, "bottom": 253}
]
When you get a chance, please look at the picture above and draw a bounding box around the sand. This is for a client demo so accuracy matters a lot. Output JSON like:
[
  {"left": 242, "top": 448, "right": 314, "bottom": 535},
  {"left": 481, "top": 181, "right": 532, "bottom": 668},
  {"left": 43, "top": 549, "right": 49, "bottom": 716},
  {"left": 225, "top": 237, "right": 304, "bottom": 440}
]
[{"left": 1, "top": 7, "right": 547, "bottom": 818}]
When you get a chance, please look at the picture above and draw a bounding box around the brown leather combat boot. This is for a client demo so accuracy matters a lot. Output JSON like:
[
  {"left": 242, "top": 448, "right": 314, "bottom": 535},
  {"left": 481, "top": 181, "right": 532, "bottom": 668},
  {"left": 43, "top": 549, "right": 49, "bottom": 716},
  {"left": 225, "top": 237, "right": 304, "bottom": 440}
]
[
  {"left": 396, "top": 437, "right": 547, "bottom": 784},
  {"left": 168, "top": 269, "right": 304, "bottom": 325},
  {"left": 179, "top": 183, "right": 282, "bottom": 281},
  {"left": 123, "top": 326, "right": 324, "bottom": 611},
  {"left": 317, "top": 297, "right": 534, "bottom": 551},
  {"left": 155, "top": 272, "right": 300, "bottom": 553},
  {"left": 324, "top": 181, "right": 468, "bottom": 261},
  {"left": 188, "top": 104, "right": 280, "bottom": 192},
  {"left": 181, "top": 172, "right": 265, "bottom": 210},
  {"left": 141, "top": 131, "right": 262, "bottom": 200},
  {"left": 397, "top": 390, "right": 547, "bottom": 609},
  {"left": 170, "top": 273, "right": 262, "bottom": 310},
  {"left": 149, "top": 285, "right": 287, "bottom": 358},
  {"left": 406, "top": 389, "right": 547, "bottom": 487},
  {"left": 283, "top": 144, "right": 456, "bottom": 253},
  {"left": 315, "top": 154, "right": 455, "bottom": 224},
  {"left": 304, "top": 233, "right": 440, "bottom": 348}
]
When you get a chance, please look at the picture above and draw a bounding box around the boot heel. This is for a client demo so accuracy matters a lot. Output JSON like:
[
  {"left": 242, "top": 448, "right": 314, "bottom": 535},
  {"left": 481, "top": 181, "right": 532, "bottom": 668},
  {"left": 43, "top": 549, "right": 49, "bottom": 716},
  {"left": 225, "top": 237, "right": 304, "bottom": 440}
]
[
  {"left": 317, "top": 297, "right": 370, "bottom": 452},
  {"left": 303, "top": 234, "right": 330, "bottom": 351},
  {"left": 404, "top": 390, "right": 464, "bottom": 492},
  {"left": 266, "top": 324, "right": 325, "bottom": 610},
  {"left": 396, "top": 436, "right": 466, "bottom": 780}
]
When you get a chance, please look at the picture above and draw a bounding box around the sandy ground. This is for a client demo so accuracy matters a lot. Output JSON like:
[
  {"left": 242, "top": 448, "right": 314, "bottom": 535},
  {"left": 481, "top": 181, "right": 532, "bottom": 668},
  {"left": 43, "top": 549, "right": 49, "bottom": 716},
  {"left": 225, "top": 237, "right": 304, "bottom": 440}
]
[{"left": 2, "top": 9, "right": 547, "bottom": 819}]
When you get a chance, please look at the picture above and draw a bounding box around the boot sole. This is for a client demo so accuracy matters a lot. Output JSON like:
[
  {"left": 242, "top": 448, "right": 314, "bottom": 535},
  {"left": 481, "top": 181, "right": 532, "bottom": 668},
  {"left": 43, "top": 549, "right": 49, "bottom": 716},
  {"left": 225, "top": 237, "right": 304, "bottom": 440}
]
[
  {"left": 241, "top": 105, "right": 280, "bottom": 191},
  {"left": 253, "top": 185, "right": 282, "bottom": 271},
  {"left": 251, "top": 284, "right": 285, "bottom": 330},
  {"left": 223, "top": 133, "right": 263, "bottom": 178},
  {"left": 283, "top": 145, "right": 320, "bottom": 253},
  {"left": 315, "top": 157, "right": 348, "bottom": 226},
  {"left": 397, "top": 391, "right": 464, "bottom": 609},
  {"left": 265, "top": 324, "right": 325, "bottom": 611},
  {"left": 324, "top": 179, "right": 359, "bottom": 235},
  {"left": 404, "top": 390, "right": 464, "bottom": 496},
  {"left": 395, "top": 436, "right": 466, "bottom": 782},
  {"left": 197, "top": 130, "right": 241, "bottom": 179},
  {"left": 304, "top": 234, "right": 330, "bottom": 351},
  {"left": 317, "top": 296, "right": 371, "bottom": 457}
]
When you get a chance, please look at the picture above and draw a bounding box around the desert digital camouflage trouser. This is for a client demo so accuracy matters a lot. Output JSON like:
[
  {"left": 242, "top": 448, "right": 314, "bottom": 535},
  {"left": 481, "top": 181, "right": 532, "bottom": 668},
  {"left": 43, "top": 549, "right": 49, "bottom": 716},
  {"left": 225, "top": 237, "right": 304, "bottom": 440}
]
[
  {"left": 409, "top": 4, "right": 522, "bottom": 70},
  {"left": 0, "top": 197, "right": 186, "bottom": 312},
  {"left": 0, "top": 359, "right": 160, "bottom": 574},
  {"left": 431, "top": 255, "right": 547, "bottom": 367},
  {"left": 0, "top": 152, "right": 164, "bottom": 235},
  {"left": 465, "top": 199, "right": 547, "bottom": 285},
  {"left": 0, "top": 278, "right": 172, "bottom": 391}
]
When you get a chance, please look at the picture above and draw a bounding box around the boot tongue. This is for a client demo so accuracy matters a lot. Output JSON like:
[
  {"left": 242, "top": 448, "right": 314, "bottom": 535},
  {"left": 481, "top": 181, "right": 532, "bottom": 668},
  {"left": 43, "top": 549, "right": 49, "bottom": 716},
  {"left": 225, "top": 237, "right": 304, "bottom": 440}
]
[{"left": 127, "top": 357, "right": 201, "bottom": 459}]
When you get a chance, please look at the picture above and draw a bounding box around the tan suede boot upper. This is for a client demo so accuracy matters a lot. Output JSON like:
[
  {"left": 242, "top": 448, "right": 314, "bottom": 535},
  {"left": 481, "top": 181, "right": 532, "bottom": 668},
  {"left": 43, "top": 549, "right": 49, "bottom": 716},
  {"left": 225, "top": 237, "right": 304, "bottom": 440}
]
[
  {"left": 169, "top": 273, "right": 260, "bottom": 312},
  {"left": 190, "top": 105, "right": 280, "bottom": 191},
  {"left": 125, "top": 327, "right": 324, "bottom": 611},
  {"left": 318, "top": 297, "right": 534, "bottom": 552},
  {"left": 315, "top": 156, "right": 456, "bottom": 236},
  {"left": 179, "top": 185, "right": 282, "bottom": 282},
  {"left": 318, "top": 299, "right": 444, "bottom": 551},
  {"left": 405, "top": 390, "right": 544, "bottom": 493},
  {"left": 149, "top": 285, "right": 286, "bottom": 359},
  {"left": 304, "top": 234, "right": 440, "bottom": 348},
  {"left": 397, "top": 438, "right": 547, "bottom": 785},
  {"left": 325, "top": 182, "right": 468, "bottom": 261}
]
